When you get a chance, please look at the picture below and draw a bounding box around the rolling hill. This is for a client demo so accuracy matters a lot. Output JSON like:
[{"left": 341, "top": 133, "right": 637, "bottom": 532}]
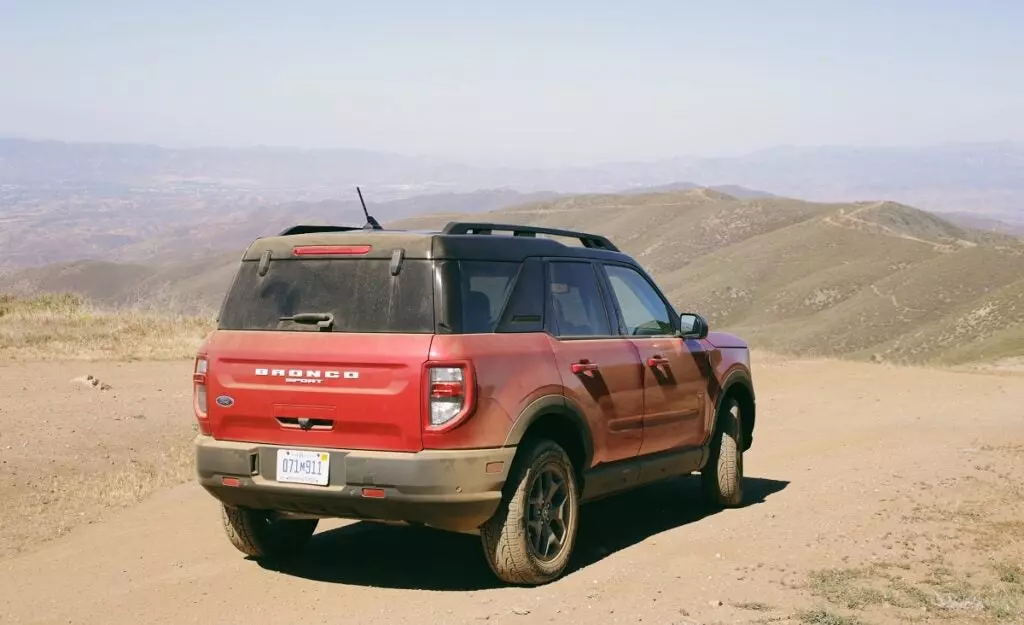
[{"left": 2, "top": 189, "right": 1022, "bottom": 365}]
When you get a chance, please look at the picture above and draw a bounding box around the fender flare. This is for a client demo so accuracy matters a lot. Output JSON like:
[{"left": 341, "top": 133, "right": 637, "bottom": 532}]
[
  {"left": 502, "top": 394, "right": 595, "bottom": 470},
  {"left": 713, "top": 368, "right": 756, "bottom": 451}
]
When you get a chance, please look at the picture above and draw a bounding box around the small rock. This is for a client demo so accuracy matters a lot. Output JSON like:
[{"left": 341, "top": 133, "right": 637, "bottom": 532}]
[
  {"left": 70, "top": 374, "right": 112, "bottom": 391},
  {"left": 708, "top": 600, "right": 723, "bottom": 607},
  {"left": 511, "top": 608, "right": 531, "bottom": 616}
]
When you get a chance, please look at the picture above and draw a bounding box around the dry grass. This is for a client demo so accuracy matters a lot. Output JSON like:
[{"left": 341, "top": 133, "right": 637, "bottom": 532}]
[
  {"left": 794, "top": 609, "right": 869, "bottom": 625},
  {"left": 0, "top": 357, "right": 199, "bottom": 560},
  {"left": 795, "top": 441, "right": 1024, "bottom": 625},
  {"left": 0, "top": 294, "right": 206, "bottom": 554},
  {"left": 0, "top": 293, "right": 213, "bottom": 360},
  {"left": 5, "top": 439, "right": 196, "bottom": 555},
  {"left": 804, "top": 517, "right": 1023, "bottom": 620},
  {"left": 803, "top": 560, "right": 1024, "bottom": 623}
]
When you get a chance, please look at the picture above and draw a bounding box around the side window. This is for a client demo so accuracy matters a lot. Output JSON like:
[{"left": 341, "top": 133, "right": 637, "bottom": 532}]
[
  {"left": 603, "top": 264, "right": 675, "bottom": 336},
  {"left": 547, "top": 261, "right": 612, "bottom": 337},
  {"left": 459, "top": 261, "right": 520, "bottom": 333}
]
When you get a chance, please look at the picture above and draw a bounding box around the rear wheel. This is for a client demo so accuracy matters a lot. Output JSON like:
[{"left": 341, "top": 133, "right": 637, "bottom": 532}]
[
  {"left": 220, "top": 505, "right": 318, "bottom": 560},
  {"left": 481, "top": 439, "right": 580, "bottom": 586},
  {"left": 701, "top": 397, "right": 744, "bottom": 508}
]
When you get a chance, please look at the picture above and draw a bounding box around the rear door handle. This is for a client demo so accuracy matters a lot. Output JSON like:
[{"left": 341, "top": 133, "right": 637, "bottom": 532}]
[
  {"left": 571, "top": 360, "right": 599, "bottom": 374},
  {"left": 647, "top": 355, "right": 669, "bottom": 368}
]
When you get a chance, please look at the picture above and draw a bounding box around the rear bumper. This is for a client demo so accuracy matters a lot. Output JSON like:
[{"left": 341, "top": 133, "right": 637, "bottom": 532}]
[{"left": 194, "top": 435, "right": 515, "bottom": 532}]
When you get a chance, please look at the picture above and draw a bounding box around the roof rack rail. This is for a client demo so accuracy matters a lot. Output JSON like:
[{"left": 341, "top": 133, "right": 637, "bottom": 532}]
[
  {"left": 441, "top": 222, "right": 619, "bottom": 252},
  {"left": 277, "top": 225, "right": 366, "bottom": 236}
]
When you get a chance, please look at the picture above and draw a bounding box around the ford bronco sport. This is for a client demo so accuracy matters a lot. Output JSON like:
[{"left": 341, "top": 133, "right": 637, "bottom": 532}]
[{"left": 193, "top": 220, "right": 756, "bottom": 586}]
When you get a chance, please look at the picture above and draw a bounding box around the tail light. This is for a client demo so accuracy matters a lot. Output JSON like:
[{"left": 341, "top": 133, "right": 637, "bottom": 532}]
[
  {"left": 425, "top": 362, "right": 475, "bottom": 431},
  {"left": 193, "top": 355, "right": 211, "bottom": 435}
]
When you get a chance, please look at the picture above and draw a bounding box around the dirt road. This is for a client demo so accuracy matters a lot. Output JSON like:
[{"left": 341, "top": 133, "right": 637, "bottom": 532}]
[{"left": 1, "top": 356, "right": 1022, "bottom": 624}]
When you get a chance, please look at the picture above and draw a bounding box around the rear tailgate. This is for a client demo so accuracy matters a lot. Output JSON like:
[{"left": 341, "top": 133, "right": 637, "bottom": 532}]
[
  {"left": 203, "top": 239, "right": 438, "bottom": 452},
  {"left": 204, "top": 331, "right": 432, "bottom": 452}
]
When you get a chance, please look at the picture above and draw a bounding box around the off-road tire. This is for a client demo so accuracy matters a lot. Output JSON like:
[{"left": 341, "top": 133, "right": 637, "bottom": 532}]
[
  {"left": 220, "top": 504, "right": 318, "bottom": 560},
  {"left": 701, "top": 397, "right": 744, "bottom": 508},
  {"left": 480, "top": 439, "right": 580, "bottom": 586}
]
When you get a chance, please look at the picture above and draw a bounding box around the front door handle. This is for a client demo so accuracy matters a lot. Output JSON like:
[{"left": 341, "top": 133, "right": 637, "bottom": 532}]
[{"left": 571, "top": 360, "right": 599, "bottom": 374}]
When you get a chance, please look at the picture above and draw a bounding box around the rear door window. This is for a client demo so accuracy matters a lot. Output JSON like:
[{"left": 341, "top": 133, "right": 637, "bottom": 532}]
[
  {"left": 218, "top": 258, "right": 435, "bottom": 333},
  {"left": 546, "top": 261, "right": 613, "bottom": 338}
]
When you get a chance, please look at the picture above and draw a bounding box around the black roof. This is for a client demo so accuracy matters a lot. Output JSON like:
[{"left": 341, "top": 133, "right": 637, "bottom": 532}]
[{"left": 264, "top": 221, "right": 630, "bottom": 263}]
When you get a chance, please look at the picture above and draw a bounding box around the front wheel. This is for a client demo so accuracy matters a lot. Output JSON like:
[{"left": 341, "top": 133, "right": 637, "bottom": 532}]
[
  {"left": 701, "top": 397, "right": 744, "bottom": 508},
  {"left": 480, "top": 439, "right": 580, "bottom": 586},
  {"left": 221, "top": 505, "right": 318, "bottom": 560}
]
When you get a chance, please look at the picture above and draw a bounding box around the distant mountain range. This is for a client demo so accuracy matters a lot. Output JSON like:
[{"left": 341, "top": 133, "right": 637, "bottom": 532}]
[
  {"left": 1, "top": 137, "right": 1021, "bottom": 269},
  {"left": 0, "top": 186, "right": 562, "bottom": 267},
  {"left": 2, "top": 137, "right": 1022, "bottom": 217},
  {"left": 935, "top": 211, "right": 1024, "bottom": 236}
]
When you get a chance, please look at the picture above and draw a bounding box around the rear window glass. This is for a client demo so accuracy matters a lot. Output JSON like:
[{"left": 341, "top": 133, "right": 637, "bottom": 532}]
[
  {"left": 218, "top": 258, "right": 435, "bottom": 333},
  {"left": 459, "top": 261, "right": 520, "bottom": 333}
]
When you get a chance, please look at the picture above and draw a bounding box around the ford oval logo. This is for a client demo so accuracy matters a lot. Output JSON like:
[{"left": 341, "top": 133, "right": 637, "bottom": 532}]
[{"left": 215, "top": 395, "right": 235, "bottom": 408}]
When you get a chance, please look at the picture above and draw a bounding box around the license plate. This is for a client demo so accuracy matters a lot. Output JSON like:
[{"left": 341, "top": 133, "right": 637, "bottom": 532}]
[{"left": 276, "top": 449, "right": 330, "bottom": 486}]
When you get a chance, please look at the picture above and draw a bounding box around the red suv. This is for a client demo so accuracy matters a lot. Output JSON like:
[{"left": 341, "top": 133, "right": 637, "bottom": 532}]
[{"left": 193, "top": 220, "right": 756, "bottom": 585}]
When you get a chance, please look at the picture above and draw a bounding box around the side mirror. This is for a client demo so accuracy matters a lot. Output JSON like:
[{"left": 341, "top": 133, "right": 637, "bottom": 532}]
[{"left": 678, "top": 312, "right": 709, "bottom": 339}]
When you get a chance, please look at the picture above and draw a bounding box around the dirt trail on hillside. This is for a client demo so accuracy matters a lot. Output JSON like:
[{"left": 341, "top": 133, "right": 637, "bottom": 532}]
[{"left": 1, "top": 358, "right": 1022, "bottom": 625}]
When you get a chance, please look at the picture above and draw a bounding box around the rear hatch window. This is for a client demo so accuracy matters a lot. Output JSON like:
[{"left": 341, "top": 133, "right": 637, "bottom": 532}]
[{"left": 218, "top": 258, "right": 435, "bottom": 333}]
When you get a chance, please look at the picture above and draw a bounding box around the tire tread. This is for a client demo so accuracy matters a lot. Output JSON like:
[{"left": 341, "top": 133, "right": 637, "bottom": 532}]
[
  {"left": 480, "top": 439, "right": 579, "bottom": 586},
  {"left": 220, "top": 505, "right": 317, "bottom": 560},
  {"left": 701, "top": 398, "right": 744, "bottom": 508}
]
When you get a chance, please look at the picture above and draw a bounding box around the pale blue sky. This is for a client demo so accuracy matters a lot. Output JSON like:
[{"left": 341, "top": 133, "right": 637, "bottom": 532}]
[{"left": 1, "top": 0, "right": 1021, "bottom": 166}]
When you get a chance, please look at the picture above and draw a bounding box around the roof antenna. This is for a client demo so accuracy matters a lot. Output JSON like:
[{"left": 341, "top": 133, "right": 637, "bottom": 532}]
[{"left": 356, "top": 186, "right": 383, "bottom": 230}]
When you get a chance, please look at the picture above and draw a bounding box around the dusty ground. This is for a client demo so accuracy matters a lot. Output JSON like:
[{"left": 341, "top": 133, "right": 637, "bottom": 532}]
[
  {"left": 0, "top": 360, "right": 196, "bottom": 557},
  {"left": 1, "top": 355, "right": 1022, "bottom": 625}
]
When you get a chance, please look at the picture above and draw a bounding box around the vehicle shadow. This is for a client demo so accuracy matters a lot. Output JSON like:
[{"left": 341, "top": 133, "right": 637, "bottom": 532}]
[{"left": 255, "top": 474, "right": 789, "bottom": 591}]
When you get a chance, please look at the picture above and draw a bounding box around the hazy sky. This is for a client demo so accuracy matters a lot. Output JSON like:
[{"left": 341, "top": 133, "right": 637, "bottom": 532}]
[{"left": 1, "top": 0, "right": 1022, "bottom": 166}]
